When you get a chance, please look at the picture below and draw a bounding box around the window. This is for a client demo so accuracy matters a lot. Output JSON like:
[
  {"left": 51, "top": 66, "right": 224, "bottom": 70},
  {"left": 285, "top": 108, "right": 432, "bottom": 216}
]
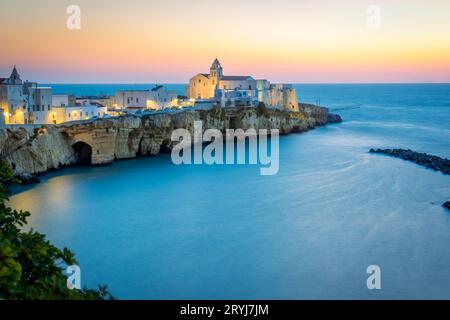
[
  {"left": 136, "top": 98, "right": 139, "bottom": 103},
  {"left": 68, "top": 113, "right": 71, "bottom": 118},
  {"left": 86, "top": 112, "right": 88, "bottom": 116},
  {"left": 48, "top": 105, "right": 50, "bottom": 111}
]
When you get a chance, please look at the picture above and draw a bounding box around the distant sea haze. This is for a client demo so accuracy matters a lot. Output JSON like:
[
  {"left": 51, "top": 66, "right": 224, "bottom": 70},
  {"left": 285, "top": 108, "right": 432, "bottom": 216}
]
[
  {"left": 10, "top": 84, "right": 450, "bottom": 299},
  {"left": 45, "top": 83, "right": 450, "bottom": 100},
  {"left": 43, "top": 84, "right": 187, "bottom": 97}
]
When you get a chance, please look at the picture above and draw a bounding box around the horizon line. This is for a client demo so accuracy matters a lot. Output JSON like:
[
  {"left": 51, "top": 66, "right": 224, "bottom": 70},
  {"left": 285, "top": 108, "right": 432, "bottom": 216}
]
[{"left": 41, "top": 82, "right": 450, "bottom": 85}]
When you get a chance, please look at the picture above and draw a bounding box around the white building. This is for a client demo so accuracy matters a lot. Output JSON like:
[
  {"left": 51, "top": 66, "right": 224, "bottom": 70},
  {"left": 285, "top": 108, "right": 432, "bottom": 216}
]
[
  {"left": 0, "top": 66, "right": 26, "bottom": 124},
  {"left": 186, "top": 59, "right": 299, "bottom": 112},
  {"left": 51, "top": 97, "right": 107, "bottom": 124},
  {"left": 27, "top": 86, "right": 53, "bottom": 124},
  {"left": 111, "top": 85, "right": 178, "bottom": 111},
  {"left": 147, "top": 85, "right": 178, "bottom": 109},
  {"left": 0, "top": 66, "right": 57, "bottom": 124},
  {"left": 216, "top": 88, "right": 257, "bottom": 108},
  {"left": 52, "top": 94, "right": 76, "bottom": 108}
]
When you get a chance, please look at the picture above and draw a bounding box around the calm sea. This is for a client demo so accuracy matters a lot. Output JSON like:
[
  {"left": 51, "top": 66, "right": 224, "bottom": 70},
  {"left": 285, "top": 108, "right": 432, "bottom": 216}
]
[{"left": 9, "top": 84, "right": 450, "bottom": 299}]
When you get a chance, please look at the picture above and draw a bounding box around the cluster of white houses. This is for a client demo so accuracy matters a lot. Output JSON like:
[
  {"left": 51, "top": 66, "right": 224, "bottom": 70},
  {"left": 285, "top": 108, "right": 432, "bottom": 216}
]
[
  {"left": 1, "top": 59, "right": 298, "bottom": 126},
  {"left": 0, "top": 67, "right": 109, "bottom": 125}
]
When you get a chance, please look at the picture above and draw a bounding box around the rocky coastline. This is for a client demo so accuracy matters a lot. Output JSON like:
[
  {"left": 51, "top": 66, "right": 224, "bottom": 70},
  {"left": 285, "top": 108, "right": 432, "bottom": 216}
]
[{"left": 0, "top": 104, "right": 341, "bottom": 182}]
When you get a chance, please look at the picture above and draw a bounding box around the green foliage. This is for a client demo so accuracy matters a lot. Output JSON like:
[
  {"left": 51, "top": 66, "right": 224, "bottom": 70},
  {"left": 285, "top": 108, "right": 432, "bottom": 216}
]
[
  {"left": 0, "top": 159, "right": 113, "bottom": 300},
  {"left": 256, "top": 102, "right": 268, "bottom": 117}
]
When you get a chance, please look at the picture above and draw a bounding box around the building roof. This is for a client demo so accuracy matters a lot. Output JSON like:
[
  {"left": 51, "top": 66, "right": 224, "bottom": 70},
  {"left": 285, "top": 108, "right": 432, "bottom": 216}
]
[
  {"left": 10, "top": 66, "right": 20, "bottom": 78},
  {"left": 194, "top": 74, "right": 254, "bottom": 81},
  {"left": 211, "top": 58, "right": 222, "bottom": 68},
  {"left": 221, "top": 76, "right": 254, "bottom": 81},
  {"left": 151, "top": 85, "right": 164, "bottom": 92}
]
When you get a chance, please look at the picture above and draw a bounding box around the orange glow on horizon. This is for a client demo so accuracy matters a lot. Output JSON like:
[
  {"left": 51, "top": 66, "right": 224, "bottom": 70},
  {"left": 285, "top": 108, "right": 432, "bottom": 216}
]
[{"left": 1, "top": 0, "right": 450, "bottom": 83}]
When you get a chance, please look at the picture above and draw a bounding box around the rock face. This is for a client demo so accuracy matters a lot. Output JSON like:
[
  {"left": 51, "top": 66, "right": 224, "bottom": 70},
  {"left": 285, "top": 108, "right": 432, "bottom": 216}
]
[
  {"left": 369, "top": 148, "right": 450, "bottom": 175},
  {"left": 0, "top": 105, "right": 340, "bottom": 178}
]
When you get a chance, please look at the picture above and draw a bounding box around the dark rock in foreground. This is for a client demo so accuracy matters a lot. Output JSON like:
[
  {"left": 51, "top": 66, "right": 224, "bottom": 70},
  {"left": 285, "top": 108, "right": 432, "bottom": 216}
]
[
  {"left": 17, "top": 174, "right": 41, "bottom": 185},
  {"left": 444, "top": 201, "right": 450, "bottom": 210},
  {"left": 369, "top": 148, "right": 450, "bottom": 175}
]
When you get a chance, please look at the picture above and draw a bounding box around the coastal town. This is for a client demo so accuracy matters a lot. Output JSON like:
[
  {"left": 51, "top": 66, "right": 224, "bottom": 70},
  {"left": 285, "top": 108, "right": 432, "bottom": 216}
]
[{"left": 0, "top": 59, "right": 299, "bottom": 126}]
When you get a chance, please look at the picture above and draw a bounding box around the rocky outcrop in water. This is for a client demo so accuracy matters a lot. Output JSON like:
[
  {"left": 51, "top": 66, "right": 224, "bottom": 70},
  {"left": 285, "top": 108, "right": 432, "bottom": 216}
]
[
  {"left": 0, "top": 105, "right": 340, "bottom": 179},
  {"left": 369, "top": 148, "right": 450, "bottom": 175},
  {"left": 443, "top": 201, "right": 450, "bottom": 210},
  {"left": 326, "top": 113, "right": 343, "bottom": 124}
]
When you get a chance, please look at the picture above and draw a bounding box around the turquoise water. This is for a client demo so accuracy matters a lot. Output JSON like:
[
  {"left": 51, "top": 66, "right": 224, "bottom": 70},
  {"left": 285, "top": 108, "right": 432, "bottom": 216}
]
[{"left": 9, "top": 84, "right": 450, "bottom": 299}]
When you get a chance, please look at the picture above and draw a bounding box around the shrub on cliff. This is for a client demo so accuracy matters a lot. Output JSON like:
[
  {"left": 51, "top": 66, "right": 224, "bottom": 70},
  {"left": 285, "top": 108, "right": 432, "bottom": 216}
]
[
  {"left": 256, "top": 102, "right": 268, "bottom": 117},
  {"left": 0, "top": 160, "right": 113, "bottom": 300}
]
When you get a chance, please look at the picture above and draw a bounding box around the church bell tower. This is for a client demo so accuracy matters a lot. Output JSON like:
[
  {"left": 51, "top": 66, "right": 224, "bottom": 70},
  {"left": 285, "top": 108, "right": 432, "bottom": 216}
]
[{"left": 210, "top": 58, "right": 223, "bottom": 85}]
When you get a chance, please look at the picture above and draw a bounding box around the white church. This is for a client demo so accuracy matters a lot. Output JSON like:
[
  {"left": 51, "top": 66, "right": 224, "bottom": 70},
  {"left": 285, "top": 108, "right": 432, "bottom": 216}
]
[{"left": 186, "top": 59, "right": 299, "bottom": 112}]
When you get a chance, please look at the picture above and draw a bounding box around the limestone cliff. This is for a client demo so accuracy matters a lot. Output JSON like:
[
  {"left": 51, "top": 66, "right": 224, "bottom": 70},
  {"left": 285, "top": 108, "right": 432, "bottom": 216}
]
[{"left": 0, "top": 105, "right": 341, "bottom": 179}]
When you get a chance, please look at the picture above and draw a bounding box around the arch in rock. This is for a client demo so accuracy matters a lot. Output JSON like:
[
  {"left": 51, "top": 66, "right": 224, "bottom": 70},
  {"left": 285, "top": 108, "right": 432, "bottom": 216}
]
[{"left": 72, "top": 141, "right": 93, "bottom": 165}]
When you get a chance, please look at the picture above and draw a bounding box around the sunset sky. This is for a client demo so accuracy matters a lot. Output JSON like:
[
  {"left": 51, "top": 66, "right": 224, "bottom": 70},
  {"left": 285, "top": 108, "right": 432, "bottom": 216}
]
[{"left": 1, "top": 0, "right": 449, "bottom": 83}]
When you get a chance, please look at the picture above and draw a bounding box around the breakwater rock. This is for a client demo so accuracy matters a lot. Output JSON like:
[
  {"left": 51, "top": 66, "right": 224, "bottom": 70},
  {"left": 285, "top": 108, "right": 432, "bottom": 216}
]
[
  {"left": 0, "top": 105, "right": 341, "bottom": 179},
  {"left": 326, "top": 113, "right": 343, "bottom": 124},
  {"left": 444, "top": 201, "right": 450, "bottom": 210},
  {"left": 369, "top": 148, "right": 450, "bottom": 175}
]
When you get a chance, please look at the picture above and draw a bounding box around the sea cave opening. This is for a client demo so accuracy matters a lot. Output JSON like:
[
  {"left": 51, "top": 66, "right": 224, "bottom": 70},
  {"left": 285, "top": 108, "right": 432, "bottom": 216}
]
[{"left": 72, "top": 141, "right": 93, "bottom": 165}]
